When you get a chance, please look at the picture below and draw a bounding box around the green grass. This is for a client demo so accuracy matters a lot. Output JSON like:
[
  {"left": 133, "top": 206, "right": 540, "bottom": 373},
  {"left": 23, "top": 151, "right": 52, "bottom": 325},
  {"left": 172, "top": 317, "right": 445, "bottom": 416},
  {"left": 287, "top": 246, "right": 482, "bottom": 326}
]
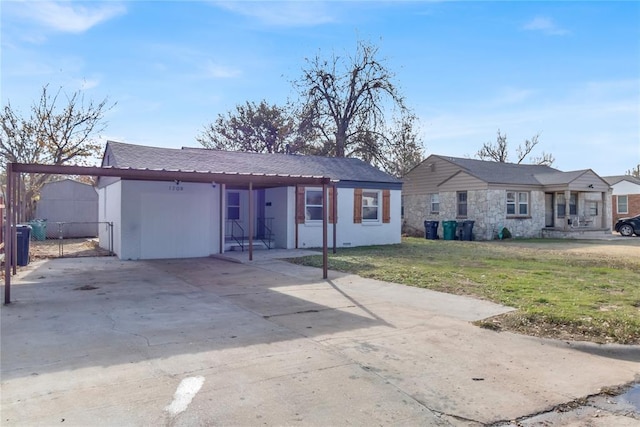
[{"left": 288, "top": 237, "right": 640, "bottom": 344}]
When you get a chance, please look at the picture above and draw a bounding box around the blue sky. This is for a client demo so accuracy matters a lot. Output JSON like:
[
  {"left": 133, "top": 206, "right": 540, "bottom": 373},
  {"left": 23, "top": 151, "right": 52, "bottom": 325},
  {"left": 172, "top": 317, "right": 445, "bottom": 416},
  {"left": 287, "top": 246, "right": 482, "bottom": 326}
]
[{"left": 2, "top": 1, "right": 639, "bottom": 176}]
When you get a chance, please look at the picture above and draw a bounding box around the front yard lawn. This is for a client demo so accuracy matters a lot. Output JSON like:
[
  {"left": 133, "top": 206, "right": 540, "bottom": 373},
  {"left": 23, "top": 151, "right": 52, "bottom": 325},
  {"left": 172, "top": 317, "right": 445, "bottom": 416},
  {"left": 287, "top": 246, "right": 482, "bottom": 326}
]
[{"left": 288, "top": 237, "right": 640, "bottom": 344}]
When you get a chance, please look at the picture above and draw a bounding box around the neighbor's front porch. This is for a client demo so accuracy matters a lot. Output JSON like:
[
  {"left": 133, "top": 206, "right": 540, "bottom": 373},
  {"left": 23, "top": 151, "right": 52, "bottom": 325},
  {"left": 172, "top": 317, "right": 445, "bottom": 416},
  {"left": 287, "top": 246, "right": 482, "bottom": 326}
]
[{"left": 542, "top": 189, "right": 612, "bottom": 238}]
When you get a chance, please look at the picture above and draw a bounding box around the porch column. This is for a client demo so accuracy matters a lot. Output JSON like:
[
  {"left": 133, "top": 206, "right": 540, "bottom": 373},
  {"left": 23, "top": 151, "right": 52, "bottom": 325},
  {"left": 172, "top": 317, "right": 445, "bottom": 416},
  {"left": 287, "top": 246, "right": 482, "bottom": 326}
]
[
  {"left": 322, "top": 180, "right": 328, "bottom": 279},
  {"left": 219, "top": 183, "right": 225, "bottom": 254},
  {"left": 332, "top": 184, "right": 337, "bottom": 254},
  {"left": 564, "top": 190, "right": 571, "bottom": 230},
  {"left": 248, "top": 181, "right": 253, "bottom": 261},
  {"left": 601, "top": 191, "right": 608, "bottom": 229}
]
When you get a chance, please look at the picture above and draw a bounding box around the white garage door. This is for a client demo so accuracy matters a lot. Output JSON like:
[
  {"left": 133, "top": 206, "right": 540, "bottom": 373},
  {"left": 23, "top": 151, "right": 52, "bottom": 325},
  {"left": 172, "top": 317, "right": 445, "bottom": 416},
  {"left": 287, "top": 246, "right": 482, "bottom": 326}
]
[{"left": 140, "top": 193, "right": 212, "bottom": 259}]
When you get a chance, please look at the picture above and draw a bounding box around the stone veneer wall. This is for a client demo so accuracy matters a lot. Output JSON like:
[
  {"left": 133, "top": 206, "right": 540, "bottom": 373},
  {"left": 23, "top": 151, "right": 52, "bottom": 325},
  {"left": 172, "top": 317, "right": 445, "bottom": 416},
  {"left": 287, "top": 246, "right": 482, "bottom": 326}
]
[{"left": 403, "top": 190, "right": 546, "bottom": 240}]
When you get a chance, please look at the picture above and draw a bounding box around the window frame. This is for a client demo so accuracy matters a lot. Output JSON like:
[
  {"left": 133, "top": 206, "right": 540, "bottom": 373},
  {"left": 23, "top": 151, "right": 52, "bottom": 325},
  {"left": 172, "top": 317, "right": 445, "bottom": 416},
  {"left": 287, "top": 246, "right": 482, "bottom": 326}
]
[
  {"left": 617, "top": 195, "right": 628, "bottom": 214},
  {"left": 305, "top": 188, "right": 324, "bottom": 222},
  {"left": 506, "top": 191, "right": 529, "bottom": 217},
  {"left": 226, "top": 191, "right": 240, "bottom": 221},
  {"left": 362, "top": 190, "right": 381, "bottom": 222},
  {"left": 430, "top": 193, "right": 440, "bottom": 214},
  {"left": 556, "top": 192, "right": 577, "bottom": 218},
  {"left": 456, "top": 191, "right": 467, "bottom": 218}
]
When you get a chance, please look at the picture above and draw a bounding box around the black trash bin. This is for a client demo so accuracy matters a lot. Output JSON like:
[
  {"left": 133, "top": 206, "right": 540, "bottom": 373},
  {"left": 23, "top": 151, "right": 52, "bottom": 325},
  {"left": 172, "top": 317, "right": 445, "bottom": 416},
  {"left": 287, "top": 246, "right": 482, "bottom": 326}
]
[
  {"left": 461, "top": 220, "right": 475, "bottom": 241},
  {"left": 16, "top": 224, "right": 32, "bottom": 266},
  {"left": 424, "top": 221, "right": 439, "bottom": 240}
]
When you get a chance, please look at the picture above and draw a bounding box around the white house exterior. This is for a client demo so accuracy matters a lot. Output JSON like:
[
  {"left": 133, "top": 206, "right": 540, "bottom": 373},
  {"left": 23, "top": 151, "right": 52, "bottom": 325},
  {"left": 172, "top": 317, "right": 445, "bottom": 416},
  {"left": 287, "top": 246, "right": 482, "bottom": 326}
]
[
  {"left": 603, "top": 175, "right": 640, "bottom": 229},
  {"left": 97, "top": 141, "right": 401, "bottom": 260}
]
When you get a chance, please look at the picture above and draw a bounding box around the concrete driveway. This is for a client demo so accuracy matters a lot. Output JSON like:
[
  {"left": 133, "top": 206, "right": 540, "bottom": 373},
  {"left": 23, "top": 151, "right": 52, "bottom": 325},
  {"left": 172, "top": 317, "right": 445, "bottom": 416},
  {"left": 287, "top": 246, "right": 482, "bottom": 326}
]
[{"left": 1, "top": 254, "right": 638, "bottom": 426}]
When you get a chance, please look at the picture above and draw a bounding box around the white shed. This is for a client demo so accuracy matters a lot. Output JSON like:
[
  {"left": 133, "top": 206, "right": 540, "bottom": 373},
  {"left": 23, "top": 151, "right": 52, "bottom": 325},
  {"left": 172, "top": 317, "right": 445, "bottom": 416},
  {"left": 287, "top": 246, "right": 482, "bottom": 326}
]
[{"left": 35, "top": 179, "right": 99, "bottom": 238}]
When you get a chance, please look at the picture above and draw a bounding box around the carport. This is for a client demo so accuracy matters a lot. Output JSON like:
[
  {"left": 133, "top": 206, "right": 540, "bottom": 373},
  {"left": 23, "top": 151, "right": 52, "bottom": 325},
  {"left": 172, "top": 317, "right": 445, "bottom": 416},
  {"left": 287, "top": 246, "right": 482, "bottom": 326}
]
[{"left": 3, "top": 162, "right": 334, "bottom": 304}]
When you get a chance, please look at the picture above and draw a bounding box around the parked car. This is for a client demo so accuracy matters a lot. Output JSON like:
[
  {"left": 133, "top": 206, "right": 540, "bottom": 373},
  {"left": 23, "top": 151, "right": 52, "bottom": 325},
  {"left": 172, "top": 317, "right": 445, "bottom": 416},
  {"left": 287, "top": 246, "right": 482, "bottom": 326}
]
[{"left": 614, "top": 214, "right": 640, "bottom": 236}]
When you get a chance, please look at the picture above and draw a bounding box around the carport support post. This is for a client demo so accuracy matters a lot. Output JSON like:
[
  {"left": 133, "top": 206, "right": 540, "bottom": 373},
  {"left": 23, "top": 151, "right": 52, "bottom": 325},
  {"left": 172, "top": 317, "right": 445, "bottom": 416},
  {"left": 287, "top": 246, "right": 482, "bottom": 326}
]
[
  {"left": 4, "top": 163, "right": 13, "bottom": 304},
  {"left": 12, "top": 168, "right": 18, "bottom": 275},
  {"left": 332, "top": 184, "right": 337, "bottom": 254},
  {"left": 322, "top": 180, "right": 328, "bottom": 279}
]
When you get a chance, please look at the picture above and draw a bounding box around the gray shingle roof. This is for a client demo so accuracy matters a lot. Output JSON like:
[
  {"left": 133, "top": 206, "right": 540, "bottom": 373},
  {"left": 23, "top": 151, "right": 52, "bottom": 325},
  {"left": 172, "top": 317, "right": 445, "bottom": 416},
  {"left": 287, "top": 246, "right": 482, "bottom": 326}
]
[
  {"left": 105, "top": 141, "right": 400, "bottom": 184},
  {"left": 602, "top": 175, "right": 640, "bottom": 186},
  {"left": 436, "top": 155, "right": 560, "bottom": 185}
]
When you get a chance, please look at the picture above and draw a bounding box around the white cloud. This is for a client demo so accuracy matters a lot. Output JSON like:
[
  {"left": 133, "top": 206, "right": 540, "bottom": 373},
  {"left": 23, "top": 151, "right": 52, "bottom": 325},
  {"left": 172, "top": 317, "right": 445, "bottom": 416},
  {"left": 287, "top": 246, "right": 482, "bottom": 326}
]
[
  {"left": 18, "top": 1, "right": 126, "bottom": 33},
  {"left": 212, "top": 1, "right": 335, "bottom": 27},
  {"left": 522, "top": 16, "right": 569, "bottom": 36},
  {"left": 202, "top": 60, "right": 242, "bottom": 79},
  {"left": 490, "top": 87, "right": 537, "bottom": 107}
]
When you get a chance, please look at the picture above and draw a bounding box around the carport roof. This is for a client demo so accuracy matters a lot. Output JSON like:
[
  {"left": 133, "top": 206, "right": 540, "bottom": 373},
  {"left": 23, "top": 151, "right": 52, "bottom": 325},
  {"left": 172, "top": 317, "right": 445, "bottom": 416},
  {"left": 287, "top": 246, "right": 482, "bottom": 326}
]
[{"left": 104, "top": 141, "right": 401, "bottom": 185}]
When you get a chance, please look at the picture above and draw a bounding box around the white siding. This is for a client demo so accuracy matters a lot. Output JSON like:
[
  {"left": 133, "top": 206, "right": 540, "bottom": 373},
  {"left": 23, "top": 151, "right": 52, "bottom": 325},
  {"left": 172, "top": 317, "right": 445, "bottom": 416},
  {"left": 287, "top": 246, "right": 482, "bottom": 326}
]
[
  {"left": 612, "top": 181, "right": 640, "bottom": 195},
  {"left": 264, "top": 187, "right": 295, "bottom": 249},
  {"left": 297, "top": 188, "right": 401, "bottom": 248},
  {"left": 119, "top": 180, "right": 220, "bottom": 260},
  {"left": 98, "top": 181, "right": 122, "bottom": 255}
]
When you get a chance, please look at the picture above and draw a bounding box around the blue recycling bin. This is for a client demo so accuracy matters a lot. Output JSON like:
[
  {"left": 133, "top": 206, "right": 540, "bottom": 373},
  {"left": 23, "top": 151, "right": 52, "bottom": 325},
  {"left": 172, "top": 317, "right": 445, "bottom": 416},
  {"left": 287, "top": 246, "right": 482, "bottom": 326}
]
[
  {"left": 461, "top": 220, "right": 475, "bottom": 241},
  {"left": 16, "top": 224, "right": 32, "bottom": 266},
  {"left": 424, "top": 221, "right": 439, "bottom": 240}
]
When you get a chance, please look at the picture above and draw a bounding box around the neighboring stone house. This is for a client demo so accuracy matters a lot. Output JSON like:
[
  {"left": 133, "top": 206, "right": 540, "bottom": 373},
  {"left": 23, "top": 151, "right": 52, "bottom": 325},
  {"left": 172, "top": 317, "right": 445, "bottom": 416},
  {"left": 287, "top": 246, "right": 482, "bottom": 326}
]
[
  {"left": 402, "top": 155, "right": 612, "bottom": 240},
  {"left": 603, "top": 175, "right": 640, "bottom": 228}
]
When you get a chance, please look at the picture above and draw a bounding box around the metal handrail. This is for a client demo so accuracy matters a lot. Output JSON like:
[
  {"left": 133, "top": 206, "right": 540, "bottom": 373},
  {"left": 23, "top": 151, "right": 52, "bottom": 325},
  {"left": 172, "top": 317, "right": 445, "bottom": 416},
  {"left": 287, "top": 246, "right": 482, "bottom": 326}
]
[
  {"left": 227, "top": 220, "right": 246, "bottom": 251},
  {"left": 257, "top": 217, "right": 274, "bottom": 250}
]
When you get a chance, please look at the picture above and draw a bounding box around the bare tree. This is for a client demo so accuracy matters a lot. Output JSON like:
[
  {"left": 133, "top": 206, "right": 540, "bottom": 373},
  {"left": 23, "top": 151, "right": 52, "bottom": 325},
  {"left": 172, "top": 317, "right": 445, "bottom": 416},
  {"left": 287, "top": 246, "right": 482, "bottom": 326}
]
[
  {"left": 476, "top": 130, "right": 554, "bottom": 165},
  {"left": 381, "top": 113, "right": 424, "bottom": 177},
  {"left": 294, "top": 40, "right": 417, "bottom": 170},
  {"left": 626, "top": 164, "right": 640, "bottom": 178},
  {"left": 1, "top": 84, "right": 113, "bottom": 219},
  {"left": 197, "top": 100, "right": 305, "bottom": 154}
]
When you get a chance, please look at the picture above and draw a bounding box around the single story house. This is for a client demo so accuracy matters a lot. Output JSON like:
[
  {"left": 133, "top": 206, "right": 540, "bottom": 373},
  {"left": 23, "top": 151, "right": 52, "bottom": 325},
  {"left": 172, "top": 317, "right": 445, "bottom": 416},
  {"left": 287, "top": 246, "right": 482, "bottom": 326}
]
[
  {"left": 35, "top": 179, "right": 99, "bottom": 238},
  {"left": 402, "top": 155, "right": 612, "bottom": 240},
  {"left": 97, "top": 141, "right": 402, "bottom": 260},
  {"left": 603, "top": 175, "right": 640, "bottom": 228}
]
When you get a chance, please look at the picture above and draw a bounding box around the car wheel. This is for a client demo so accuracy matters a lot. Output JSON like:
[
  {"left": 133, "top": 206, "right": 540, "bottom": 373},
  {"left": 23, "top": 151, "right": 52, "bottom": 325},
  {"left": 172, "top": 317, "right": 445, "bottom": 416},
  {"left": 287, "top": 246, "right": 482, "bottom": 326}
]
[{"left": 619, "top": 224, "right": 634, "bottom": 236}]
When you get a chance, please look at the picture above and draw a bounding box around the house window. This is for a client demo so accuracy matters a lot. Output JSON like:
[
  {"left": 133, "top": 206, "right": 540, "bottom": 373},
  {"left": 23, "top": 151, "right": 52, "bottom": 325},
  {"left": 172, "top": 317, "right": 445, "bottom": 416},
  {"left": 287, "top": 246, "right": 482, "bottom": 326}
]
[
  {"left": 305, "top": 189, "right": 323, "bottom": 221},
  {"left": 556, "top": 193, "right": 577, "bottom": 218},
  {"left": 588, "top": 202, "right": 598, "bottom": 216},
  {"left": 227, "top": 192, "right": 240, "bottom": 220},
  {"left": 457, "top": 191, "right": 467, "bottom": 217},
  {"left": 430, "top": 193, "right": 440, "bottom": 214},
  {"left": 617, "top": 195, "right": 628, "bottom": 214},
  {"left": 362, "top": 191, "right": 380, "bottom": 221},
  {"left": 506, "top": 191, "right": 529, "bottom": 216}
]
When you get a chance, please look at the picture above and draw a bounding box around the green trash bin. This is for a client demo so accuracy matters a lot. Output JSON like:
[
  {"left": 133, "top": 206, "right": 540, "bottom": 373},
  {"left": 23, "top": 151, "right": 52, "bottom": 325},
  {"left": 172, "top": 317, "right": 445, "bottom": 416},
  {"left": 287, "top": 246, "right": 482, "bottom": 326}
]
[
  {"left": 29, "top": 219, "right": 47, "bottom": 241},
  {"left": 443, "top": 220, "right": 457, "bottom": 240}
]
